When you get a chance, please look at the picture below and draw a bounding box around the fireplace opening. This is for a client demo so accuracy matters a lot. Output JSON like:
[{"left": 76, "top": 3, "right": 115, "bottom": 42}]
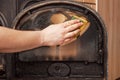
[{"left": 5, "top": 0, "right": 107, "bottom": 80}]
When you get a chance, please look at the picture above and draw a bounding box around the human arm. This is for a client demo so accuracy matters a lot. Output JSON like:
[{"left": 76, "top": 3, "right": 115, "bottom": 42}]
[{"left": 0, "top": 20, "right": 82, "bottom": 53}]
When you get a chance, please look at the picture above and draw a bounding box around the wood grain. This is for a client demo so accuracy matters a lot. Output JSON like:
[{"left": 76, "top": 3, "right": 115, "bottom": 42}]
[{"left": 98, "top": 0, "right": 120, "bottom": 80}]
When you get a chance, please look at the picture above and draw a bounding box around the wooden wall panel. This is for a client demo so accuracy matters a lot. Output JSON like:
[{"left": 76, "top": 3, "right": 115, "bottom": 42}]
[{"left": 98, "top": 0, "right": 120, "bottom": 80}]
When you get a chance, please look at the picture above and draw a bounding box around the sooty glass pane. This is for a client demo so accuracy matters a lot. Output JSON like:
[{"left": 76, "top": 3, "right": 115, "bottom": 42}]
[{"left": 18, "top": 8, "right": 99, "bottom": 62}]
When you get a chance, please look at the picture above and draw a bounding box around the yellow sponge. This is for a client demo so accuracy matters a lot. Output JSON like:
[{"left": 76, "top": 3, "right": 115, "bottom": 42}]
[{"left": 71, "top": 15, "right": 90, "bottom": 37}]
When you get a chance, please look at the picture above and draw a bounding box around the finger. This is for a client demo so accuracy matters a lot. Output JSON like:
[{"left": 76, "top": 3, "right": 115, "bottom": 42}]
[
  {"left": 64, "top": 29, "right": 80, "bottom": 39},
  {"left": 65, "top": 22, "right": 83, "bottom": 32},
  {"left": 62, "top": 19, "right": 80, "bottom": 27},
  {"left": 60, "top": 37, "right": 77, "bottom": 46}
]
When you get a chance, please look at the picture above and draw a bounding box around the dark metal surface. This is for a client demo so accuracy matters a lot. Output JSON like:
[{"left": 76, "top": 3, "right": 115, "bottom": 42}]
[
  {"left": 13, "top": 77, "right": 104, "bottom": 80},
  {"left": 116, "top": 77, "right": 120, "bottom": 80},
  {"left": 0, "top": 0, "right": 16, "bottom": 27},
  {"left": 0, "top": 0, "right": 107, "bottom": 80},
  {"left": 9, "top": 0, "right": 107, "bottom": 80}
]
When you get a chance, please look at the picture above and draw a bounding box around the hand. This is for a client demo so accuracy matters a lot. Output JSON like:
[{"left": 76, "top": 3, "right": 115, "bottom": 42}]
[{"left": 41, "top": 20, "right": 83, "bottom": 46}]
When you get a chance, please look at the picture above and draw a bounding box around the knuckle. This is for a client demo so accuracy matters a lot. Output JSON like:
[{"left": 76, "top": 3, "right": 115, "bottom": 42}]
[{"left": 62, "top": 30, "right": 66, "bottom": 35}]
